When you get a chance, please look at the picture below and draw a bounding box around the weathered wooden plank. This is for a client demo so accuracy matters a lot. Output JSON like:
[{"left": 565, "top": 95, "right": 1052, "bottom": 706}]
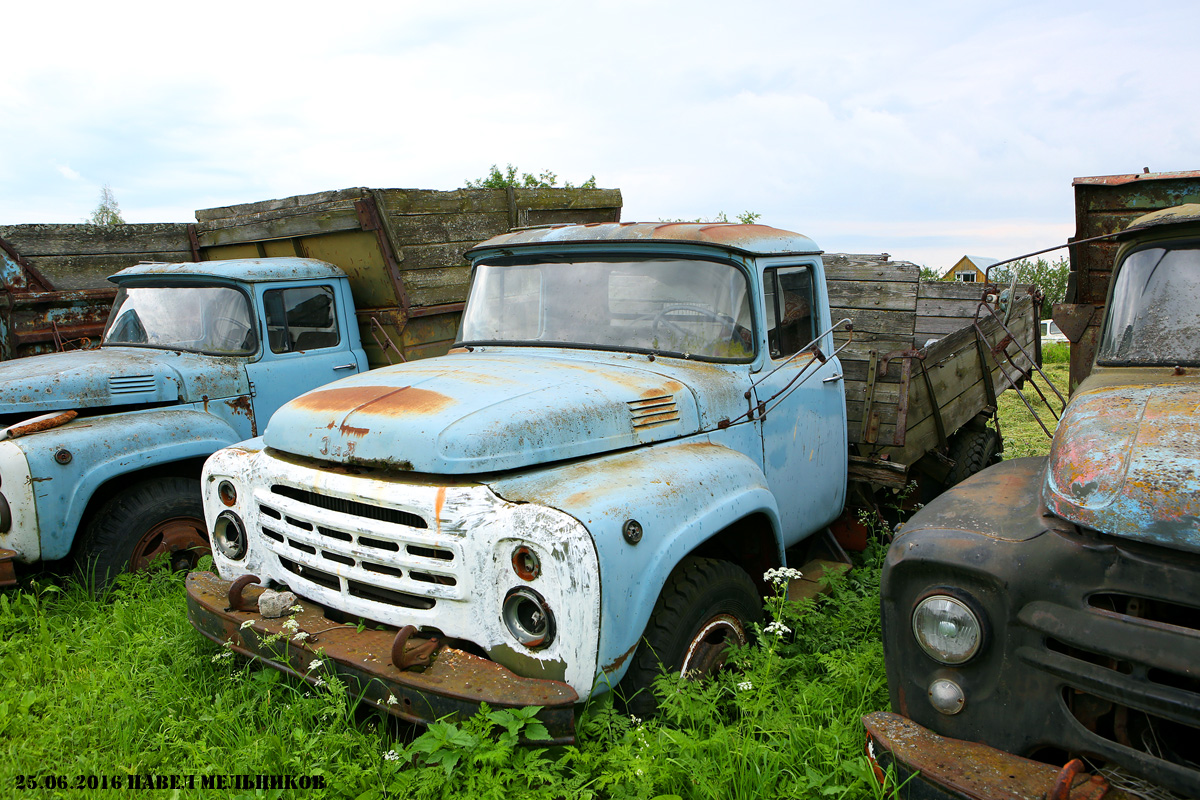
[
  {"left": 387, "top": 212, "right": 512, "bottom": 247},
  {"left": 0, "top": 224, "right": 193, "bottom": 257},
  {"left": 196, "top": 207, "right": 364, "bottom": 246},
  {"left": 196, "top": 188, "right": 366, "bottom": 223},
  {"left": 403, "top": 266, "right": 472, "bottom": 307},
  {"left": 825, "top": 257, "right": 920, "bottom": 283},
  {"left": 374, "top": 188, "right": 622, "bottom": 216},
  {"left": 827, "top": 280, "right": 918, "bottom": 312},
  {"left": 524, "top": 207, "right": 624, "bottom": 226},
  {"left": 25, "top": 253, "right": 192, "bottom": 290},
  {"left": 830, "top": 308, "right": 916, "bottom": 336}
]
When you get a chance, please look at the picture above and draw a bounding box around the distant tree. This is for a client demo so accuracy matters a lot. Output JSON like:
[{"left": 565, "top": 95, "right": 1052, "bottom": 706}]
[
  {"left": 991, "top": 257, "right": 1069, "bottom": 319},
  {"left": 661, "top": 211, "right": 762, "bottom": 224},
  {"left": 918, "top": 265, "right": 941, "bottom": 282},
  {"left": 89, "top": 185, "right": 125, "bottom": 226},
  {"left": 464, "top": 164, "right": 597, "bottom": 190}
]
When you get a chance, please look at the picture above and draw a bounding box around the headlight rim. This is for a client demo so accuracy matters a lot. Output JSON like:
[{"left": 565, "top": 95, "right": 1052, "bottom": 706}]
[
  {"left": 911, "top": 588, "right": 988, "bottom": 666},
  {"left": 213, "top": 510, "right": 249, "bottom": 561}
]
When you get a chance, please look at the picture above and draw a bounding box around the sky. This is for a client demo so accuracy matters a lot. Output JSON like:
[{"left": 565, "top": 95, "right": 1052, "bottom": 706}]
[{"left": 2, "top": 0, "right": 1196, "bottom": 271}]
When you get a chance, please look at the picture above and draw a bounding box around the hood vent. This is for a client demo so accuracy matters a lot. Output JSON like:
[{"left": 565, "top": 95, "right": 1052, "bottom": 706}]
[
  {"left": 628, "top": 395, "right": 680, "bottom": 429},
  {"left": 108, "top": 374, "right": 157, "bottom": 395}
]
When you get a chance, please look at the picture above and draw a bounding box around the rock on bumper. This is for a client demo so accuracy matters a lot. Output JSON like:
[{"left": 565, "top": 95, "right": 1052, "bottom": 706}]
[{"left": 186, "top": 571, "right": 579, "bottom": 743}]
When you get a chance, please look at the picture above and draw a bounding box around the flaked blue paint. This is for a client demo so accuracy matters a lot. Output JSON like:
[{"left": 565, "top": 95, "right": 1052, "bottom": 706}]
[{"left": 110, "top": 258, "right": 347, "bottom": 285}]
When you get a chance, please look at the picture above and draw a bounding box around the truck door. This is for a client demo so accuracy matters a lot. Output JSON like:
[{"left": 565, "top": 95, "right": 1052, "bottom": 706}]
[
  {"left": 753, "top": 265, "right": 848, "bottom": 543},
  {"left": 245, "top": 283, "right": 361, "bottom": 430}
]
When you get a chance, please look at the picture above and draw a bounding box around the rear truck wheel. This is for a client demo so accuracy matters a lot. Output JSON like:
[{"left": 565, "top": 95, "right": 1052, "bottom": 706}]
[
  {"left": 79, "top": 477, "right": 208, "bottom": 590},
  {"left": 622, "top": 556, "right": 763, "bottom": 717},
  {"left": 945, "top": 425, "right": 1001, "bottom": 487}
]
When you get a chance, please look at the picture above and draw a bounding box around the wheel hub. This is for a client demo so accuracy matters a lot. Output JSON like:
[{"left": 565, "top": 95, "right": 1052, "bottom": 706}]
[
  {"left": 680, "top": 613, "right": 747, "bottom": 678},
  {"left": 129, "top": 516, "right": 210, "bottom": 572}
]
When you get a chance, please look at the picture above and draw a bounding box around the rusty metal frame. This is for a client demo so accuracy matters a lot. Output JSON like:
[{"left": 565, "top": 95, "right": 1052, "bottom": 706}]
[{"left": 354, "top": 193, "right": 411, "bottom": 314}]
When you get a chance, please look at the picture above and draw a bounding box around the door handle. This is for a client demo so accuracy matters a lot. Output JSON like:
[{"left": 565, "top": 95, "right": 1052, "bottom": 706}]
[
  {"left": 333, "top": 363, "right": 357, "bottom": 371},
  {"left": 822, "top": 373, "right": 843, "bottom": 383}
]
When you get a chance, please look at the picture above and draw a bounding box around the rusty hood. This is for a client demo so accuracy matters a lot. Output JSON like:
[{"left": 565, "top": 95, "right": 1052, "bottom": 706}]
[
  {"left": 0, "top": 347, "right": 249, "bottom": 415},
  {"left": 1044, "top": 370, "right": 1200, "bottom": 553},
  {"left": 261, "top": 350, "right": 737, "bottom": 474}
]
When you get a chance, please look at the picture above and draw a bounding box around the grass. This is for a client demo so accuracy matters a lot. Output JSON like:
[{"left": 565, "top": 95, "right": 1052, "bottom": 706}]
[{"left": 0, "top": 359, "right": 1070, "bottom": 798}]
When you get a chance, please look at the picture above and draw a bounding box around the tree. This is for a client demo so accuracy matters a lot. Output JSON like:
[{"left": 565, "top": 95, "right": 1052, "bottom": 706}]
[
  {"left": 990, "top": 257, "right": 1069, "bottom": 319},
  {"left": 89, "top": 185, "right": 125, "bottom": 226},
  {"left": 661, "top": 211, "right": 762, "bottom": 224},
  {"left": 464, "top": 164, "right": 597, "bottom": 190},
  {"left": 918, "top": 265, "right": 941, "bottom": 282}
]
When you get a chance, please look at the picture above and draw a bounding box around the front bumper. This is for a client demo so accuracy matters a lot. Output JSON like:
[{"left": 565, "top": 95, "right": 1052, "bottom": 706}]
[
  {"left": 186, "top": 571, "right": 579, "bottom": 743},
  {"left": 863, "top": 712, "right": 1127, "bottom": 800}
]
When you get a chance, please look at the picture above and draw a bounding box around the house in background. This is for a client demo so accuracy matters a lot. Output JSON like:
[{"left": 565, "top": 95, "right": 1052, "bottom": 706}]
[{"left": 940, "top": 255, "right": 998, "bottom": 283}]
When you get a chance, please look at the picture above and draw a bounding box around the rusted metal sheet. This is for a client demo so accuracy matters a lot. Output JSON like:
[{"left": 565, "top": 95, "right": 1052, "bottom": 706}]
[
  {"left": 0, "top": 548, "right": 16, "bottom": 588},
  {"left": 186, "top": 571, "right": 578, "bottom": 743},
  {"left": 468, "top": 222, "right": 821, "bottom": 257},
  {"left": 863, "top": 712, "right": 1123, "bottom": 800},
  {"left": 1043, "top": 367, "right": 1200, "bottom": 553}
]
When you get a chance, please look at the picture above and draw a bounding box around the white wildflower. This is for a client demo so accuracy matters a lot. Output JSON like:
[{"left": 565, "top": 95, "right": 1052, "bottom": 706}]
[
  {"left": 763, "top": 567, "right": 804, "bottom": 585},
  {"left": 291, "top": 631, "right": 310, "bottom": 643},
  {"left": 387, "top": 694, "right": 399, "bottom": 706},
  {"left": 211, "top": 650, "right": 233, "bottom": 663},
  {"left": 281, "top": 618, "right": 300, "bottom": 633},
  {"left": 239, "top": 619, "right": 255, "bottom": 629},
  {"left": 291, "top": 604, "right": 304, "bottom": 613},
  {"left": 764, "top": 620, "right": 792, "bottom": 637},
  {"left": 222, "top": 639, "right": 234, "bottom": 649},
  {"left": 384, "top": 750, "right": 399, "bottom": 762},
  {"left": 308, "top": 659, "right": 322, "bottom": 672},
  {"left": 314, "top": 676, "right": 327, "bottom": 688},
  {"left": 737, "top": 681, "right": 754, "bottom": 691},
  {"left": 629, "top": 715, "right": 641, "bottom": 726}
]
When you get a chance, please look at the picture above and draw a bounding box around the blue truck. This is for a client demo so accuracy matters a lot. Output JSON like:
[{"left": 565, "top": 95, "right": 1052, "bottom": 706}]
[
  {"left": 0, "top": 256, "right": 368, "bottom": 588},
  {"left": 185, "top": 222, "right": 1037, "bottom": 740}
]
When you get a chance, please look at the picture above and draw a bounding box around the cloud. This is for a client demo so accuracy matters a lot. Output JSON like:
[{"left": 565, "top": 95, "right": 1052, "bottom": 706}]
[{"left": 55, "top": 164, "right": 82, "bottom": 181}]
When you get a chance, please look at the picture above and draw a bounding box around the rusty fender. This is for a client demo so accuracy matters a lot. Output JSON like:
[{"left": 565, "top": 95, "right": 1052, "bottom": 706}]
[
  {"left": 490, "top": 436, "right": 782, "bottom": 686},
  {"left": 8, "top": 408, "right": 245, "bottom": 561},
  {"left": 186, "top": 571, "right": 578, "bottom": 743},
  {"left": 863, "top": 712, "right": 1127, "bottom": 800}
]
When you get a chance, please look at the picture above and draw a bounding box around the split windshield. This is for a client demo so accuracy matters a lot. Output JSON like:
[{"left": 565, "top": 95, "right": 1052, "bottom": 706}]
[
  {"left": 103, "top": 284, "right": 257, "bottom": 355},
  {"left": 459, "top": 258, "right": 755, "bottom": 361},
  {"left": 1098, "top": 243, "right": 1200, "bottom": 366}
]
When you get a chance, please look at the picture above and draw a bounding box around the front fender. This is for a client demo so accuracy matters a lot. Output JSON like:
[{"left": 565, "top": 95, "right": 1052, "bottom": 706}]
[
  {"left": 13, "top": 408, "right": 245, "bottom": 560},
  {"left": 489, "top": 435, "right": 781, "bottom": 690}
]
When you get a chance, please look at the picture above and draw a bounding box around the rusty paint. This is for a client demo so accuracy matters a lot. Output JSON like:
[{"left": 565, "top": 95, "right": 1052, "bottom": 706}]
[
  {"left": 391, "top": 624, "right": 439, "bottom": 670},
  {"left": 434, "top": 486, "right": 446, "bottom": 536},
  {"left": 290, "top": 385, "right": 454, "bottom": 416},
  {"left": 863, "top": 712, "right": 1119, "bottom": 800},
  {"left": 0, "top": 548, "right": 16, "bottom": 588},
  {"left": 466, "top": 222, "right": 821, "bottom": 259},
  {"left": 339, "top": 424, "right": 370, "bottom": 438},
  {"left": 602, "top": 641, "right": 639, "bottom": 674},
  {"left": 186, "top": 571, "right": 578, "bottom": 742},
  {"left": 227, "top": 574, "right": 260, "bottom": 612}
]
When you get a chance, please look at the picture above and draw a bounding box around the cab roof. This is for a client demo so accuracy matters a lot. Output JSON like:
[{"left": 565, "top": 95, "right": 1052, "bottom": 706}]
[
  {"left": 109, "top": 257, "right": 347, "bottom": 285},
  {"left": 467, "top": 222, "right": 822, "bottom": 258}
]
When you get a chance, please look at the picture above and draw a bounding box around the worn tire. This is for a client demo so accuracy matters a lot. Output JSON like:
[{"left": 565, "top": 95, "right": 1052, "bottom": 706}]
[
  {"left": 78, "top": 477, "right": 208, "bottom": 591},
  {"left": 621, "top": 557, "right": 763, "bottom": 717},
  {"left": 945, "top": 426, "right": 1001, "bottom": 487}
]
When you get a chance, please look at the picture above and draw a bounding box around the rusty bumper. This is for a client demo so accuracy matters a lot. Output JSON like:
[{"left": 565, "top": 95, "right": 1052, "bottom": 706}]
[
  {"left": 0, "top": 548, "right": 16, "bottom": 588},
  {"left": 186, "top": 572, "right": 578, "bottom": 743},
  {"left": 863, "top": 712, "right": 1129, "bottom": 800}
]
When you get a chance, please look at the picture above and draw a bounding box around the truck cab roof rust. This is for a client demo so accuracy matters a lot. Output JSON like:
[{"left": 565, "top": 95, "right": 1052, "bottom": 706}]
[
  {"left": 467, "top": 221, "right": 822, "bottom": 257},
  {"left": 1043, "top": 205, "right": 1200, "bottom": 553}
]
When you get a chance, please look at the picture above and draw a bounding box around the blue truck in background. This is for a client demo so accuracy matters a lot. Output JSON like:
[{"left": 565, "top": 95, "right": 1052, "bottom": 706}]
[
  {"left": 0, "top": 256, "right": 367, "bottom": 587},
  {"left": 185, "top": 222, "right": 1037, "bottom": 740}
]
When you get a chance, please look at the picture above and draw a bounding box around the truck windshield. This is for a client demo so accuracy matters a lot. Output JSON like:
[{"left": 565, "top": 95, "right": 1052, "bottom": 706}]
[
  {"left": 1098, "top": 243, "right": 1200, "bottom": 366},
  {"left": 103, "top": 284, "right": 257, "bottom": 355},
  {"left": 459, "top": 258, "right": 755, "bottom": 361}
]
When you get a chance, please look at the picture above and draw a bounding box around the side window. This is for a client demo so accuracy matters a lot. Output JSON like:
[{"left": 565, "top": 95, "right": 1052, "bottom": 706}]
[
  {"left": 764, "top": 266, "right": 815, "bottom": 359},
  {"left": 263, "top": 285, "right": 339, "bottom": 354}
]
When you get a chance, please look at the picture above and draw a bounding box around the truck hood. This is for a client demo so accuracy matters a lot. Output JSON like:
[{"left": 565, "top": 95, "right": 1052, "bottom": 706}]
[
  {"left": 0, "top": 347, "right": 249, "bottom": 415},
  {"left": 262, "top": 350, "right": 744, "bottom": 474},
  {"left": 1044, "top": 372, "right": 1200, "bottom": 553}
]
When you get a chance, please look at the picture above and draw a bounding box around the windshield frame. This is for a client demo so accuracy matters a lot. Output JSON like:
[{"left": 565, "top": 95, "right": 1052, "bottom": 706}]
[
  {"left": 457, "top": 252, "right": 759, "bottom": 364},
  {"left": 1097, "top": 238, "right": 1200, "bottom": 368},
  {"left": 101, "top": 280, "right": 259, "bottom": 357}
]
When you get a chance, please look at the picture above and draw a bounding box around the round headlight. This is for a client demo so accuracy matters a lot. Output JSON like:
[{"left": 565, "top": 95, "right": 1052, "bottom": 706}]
[
  {"left": 912, "top": 594, "right": 983, "bottom": 664},
  {"left": 512, "top": 546, "right": 541, "bottom": 581},
  {"left": 502, "top": 587, "right": 555, "bottom": 648},
  {"left": 213, "top": 511, "right": 248, "bottom": 561}
]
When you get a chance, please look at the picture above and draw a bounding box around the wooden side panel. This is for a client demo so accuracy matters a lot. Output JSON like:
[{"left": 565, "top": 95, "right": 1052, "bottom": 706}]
[
  {"left": 824, "top": 254, "right": 920, "bottom": 449},
  {"left": 0, "top": 223, "right": 193, "bottom": 290}
]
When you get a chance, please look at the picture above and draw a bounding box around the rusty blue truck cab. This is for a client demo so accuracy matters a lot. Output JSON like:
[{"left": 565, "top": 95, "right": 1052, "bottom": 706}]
[
  {"left": 869, "top": 206, "right": 1200, "bottom": 799},
  {"left": 187, "top": 222, "right": 852, "bottom": 740},
  {"left": 0, "top": 258, "right": 366, "bottom": 587}
]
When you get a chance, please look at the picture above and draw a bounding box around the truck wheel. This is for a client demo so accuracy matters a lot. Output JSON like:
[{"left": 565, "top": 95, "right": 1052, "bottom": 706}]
[
  {"left": 79, "top": 477, "right": 208, "bottom": 590},
  {"left": 946, "top": 426, "right": 1001, "bottom": 487},
  {"left": 622, "top": 556, "right": 762, "bottom": 716}
]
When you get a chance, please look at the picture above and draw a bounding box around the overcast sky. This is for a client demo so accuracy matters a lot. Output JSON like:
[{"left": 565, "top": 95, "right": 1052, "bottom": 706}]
[{"left": 2, "top": 1, "right": 1196, "bottom": 270}]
